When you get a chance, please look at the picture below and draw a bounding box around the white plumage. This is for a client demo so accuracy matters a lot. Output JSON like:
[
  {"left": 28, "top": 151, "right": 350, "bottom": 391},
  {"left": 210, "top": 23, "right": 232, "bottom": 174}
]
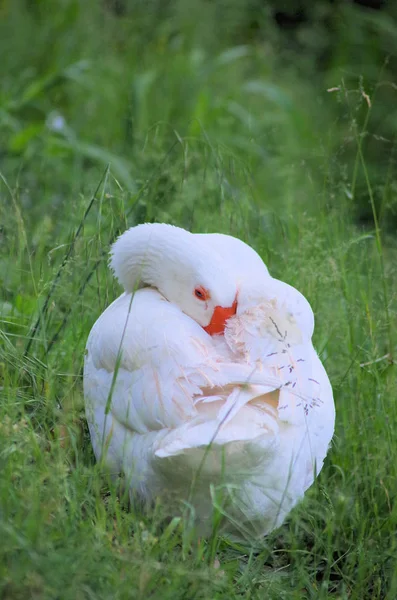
[{"left": 84, "top": 223, "right": 335, "bottom": 540}]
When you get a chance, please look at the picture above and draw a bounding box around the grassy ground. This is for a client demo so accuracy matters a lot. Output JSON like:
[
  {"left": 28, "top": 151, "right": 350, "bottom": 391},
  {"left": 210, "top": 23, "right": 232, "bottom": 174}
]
[{"left": 1, "top": 1, "right": 397, "bottom": 598}]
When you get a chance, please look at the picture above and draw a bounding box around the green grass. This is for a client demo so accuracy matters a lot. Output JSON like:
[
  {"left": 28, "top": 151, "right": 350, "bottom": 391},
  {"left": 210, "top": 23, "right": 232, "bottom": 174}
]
[{"left": 1, "top": 1, "right": 397, "bottom": 598}]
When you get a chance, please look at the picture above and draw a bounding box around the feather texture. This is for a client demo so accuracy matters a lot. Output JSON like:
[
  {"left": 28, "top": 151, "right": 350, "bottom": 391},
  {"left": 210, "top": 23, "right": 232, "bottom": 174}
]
[{"left": 84, "top": 224, "right": 335, "bottom": 540}]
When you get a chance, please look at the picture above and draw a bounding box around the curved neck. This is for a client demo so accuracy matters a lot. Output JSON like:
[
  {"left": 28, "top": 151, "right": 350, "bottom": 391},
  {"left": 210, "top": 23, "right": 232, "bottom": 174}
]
[
  {"left": 109, "top": 223, "right": 240, "bottom": 332},
  {"left": 110, "top": 223, "right": 196, "bottom": 293}
]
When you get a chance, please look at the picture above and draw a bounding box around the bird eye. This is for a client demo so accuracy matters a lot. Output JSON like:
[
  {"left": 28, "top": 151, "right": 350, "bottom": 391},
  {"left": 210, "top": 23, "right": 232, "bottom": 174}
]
[{"left": 194, "top": 286, "right": 208, "bottom": 301}]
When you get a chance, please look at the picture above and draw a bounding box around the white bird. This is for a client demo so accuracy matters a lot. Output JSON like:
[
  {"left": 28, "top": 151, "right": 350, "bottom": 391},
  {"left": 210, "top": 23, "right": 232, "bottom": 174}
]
[{"left": 84, "top": 223, "right": 335, "bottom": 541}]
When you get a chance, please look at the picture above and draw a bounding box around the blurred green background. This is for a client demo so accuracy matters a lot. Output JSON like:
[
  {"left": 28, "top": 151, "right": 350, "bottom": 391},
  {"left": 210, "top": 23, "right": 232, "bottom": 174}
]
[
  {"left": 2, "top": 0, "right": 397, "bottom": 230},
  {"left": 1, "top": 1, "right": 397, "bottom": 599}
]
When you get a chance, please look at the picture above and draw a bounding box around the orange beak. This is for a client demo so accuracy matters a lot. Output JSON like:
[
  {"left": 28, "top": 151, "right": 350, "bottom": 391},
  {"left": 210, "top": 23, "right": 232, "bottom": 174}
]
[{"left": 203, "top": 298, "right": 237, "bottom": 336}]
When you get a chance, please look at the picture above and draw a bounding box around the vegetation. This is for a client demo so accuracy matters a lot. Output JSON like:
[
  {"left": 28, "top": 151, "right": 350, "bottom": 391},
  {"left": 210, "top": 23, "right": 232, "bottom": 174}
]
[{"left": 1, "top": 1, "right": 397, "bottom": 597}]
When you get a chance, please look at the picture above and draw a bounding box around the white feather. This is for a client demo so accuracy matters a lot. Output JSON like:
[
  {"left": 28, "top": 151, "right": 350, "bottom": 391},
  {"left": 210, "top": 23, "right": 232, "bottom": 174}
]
[{"left": 84, "top": 224, "right": 335, "bottom": 540}]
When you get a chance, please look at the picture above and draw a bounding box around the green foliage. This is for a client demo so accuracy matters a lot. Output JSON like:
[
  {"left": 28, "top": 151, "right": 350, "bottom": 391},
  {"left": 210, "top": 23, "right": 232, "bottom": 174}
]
[{"left": 1, "top": 1, "right": 397, "bottom": 598}]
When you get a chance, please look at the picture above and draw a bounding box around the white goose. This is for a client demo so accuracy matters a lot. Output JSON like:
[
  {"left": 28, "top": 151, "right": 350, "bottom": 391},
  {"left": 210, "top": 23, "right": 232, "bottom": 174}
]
[{"left": 84, "top": 223, "right": 335, "bottom": 540}]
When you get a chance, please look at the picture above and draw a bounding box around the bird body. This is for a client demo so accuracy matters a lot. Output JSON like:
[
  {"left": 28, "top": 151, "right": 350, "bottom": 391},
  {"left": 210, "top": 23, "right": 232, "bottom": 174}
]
[{"left": 84, "top": 223, "right": 335, "bottom": 540}]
